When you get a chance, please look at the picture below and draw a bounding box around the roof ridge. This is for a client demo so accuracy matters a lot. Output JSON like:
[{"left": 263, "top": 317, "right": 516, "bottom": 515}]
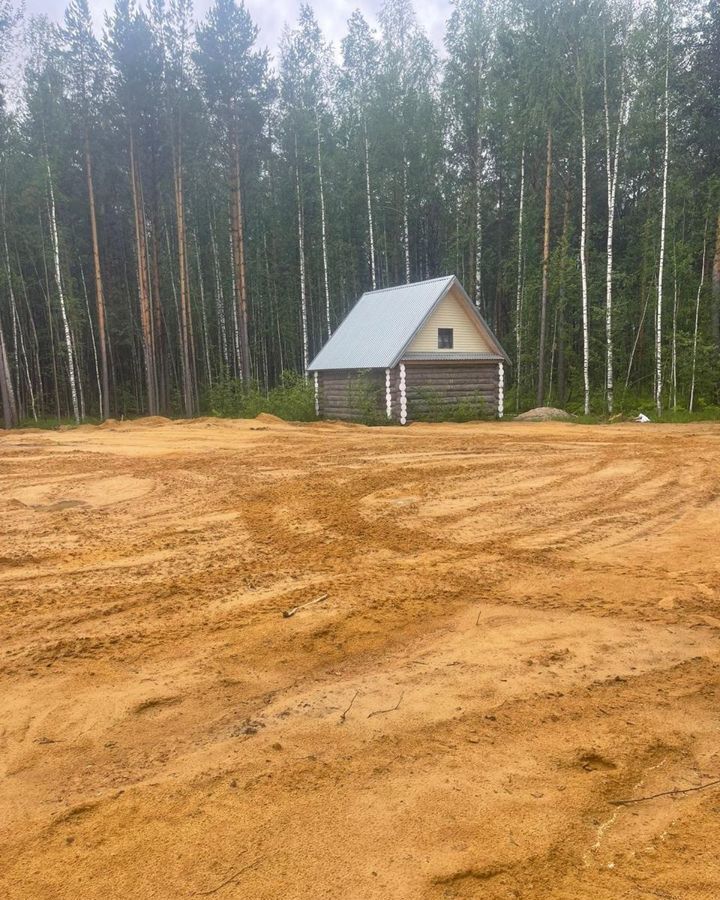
[{"left": 363, "top": 274, "right": 453, "bottom": 296}]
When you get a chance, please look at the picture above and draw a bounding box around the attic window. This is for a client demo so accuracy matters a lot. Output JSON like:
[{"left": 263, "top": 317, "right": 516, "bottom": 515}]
[{"left": 438, "top": 328, "right": 454, "bottom": 349}]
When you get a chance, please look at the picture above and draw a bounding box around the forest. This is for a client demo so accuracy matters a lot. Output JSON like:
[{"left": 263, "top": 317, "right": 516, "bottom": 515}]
[{"left": 0, "top": 0, "right": 718, "bottom": 426}]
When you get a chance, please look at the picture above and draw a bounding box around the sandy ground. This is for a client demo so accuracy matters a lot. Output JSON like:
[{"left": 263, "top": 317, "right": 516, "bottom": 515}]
[{"left": 2, "top": 416, "right": 720, "bottom": 899}]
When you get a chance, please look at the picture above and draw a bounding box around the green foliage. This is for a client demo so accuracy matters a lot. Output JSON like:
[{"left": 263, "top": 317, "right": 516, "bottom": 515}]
[
  {"left": 206, "top": 371, "right": 316, "bottom": 421},
  {"left": 347, "top": 372, "right": 386, "bottom": 425},
  {"left": 1, "top": 0, "right": 720, "bottom": 426}
]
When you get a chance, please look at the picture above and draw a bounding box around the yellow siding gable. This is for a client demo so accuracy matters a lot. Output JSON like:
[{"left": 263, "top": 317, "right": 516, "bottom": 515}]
[{"left": 407, "top": 286, "right": 492, "bottom": 353}]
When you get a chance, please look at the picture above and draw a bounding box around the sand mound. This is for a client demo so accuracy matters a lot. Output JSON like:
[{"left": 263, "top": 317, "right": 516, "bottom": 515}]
[
  {"left": 98, "top": 418, "right": 121, "bottom": 429},
  {"left": 134, "top": 416, "right": 173, "bottom": 427},
  {"left": 254, "top": 412, "right": 285, "bottom": 425},
  {"left": 515, "top": 406, "right": 574, "bottom": 421}
]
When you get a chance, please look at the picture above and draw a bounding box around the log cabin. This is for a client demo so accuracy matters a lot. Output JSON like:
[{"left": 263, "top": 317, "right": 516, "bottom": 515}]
[{"left": 308, "top": 275, "right": 510, "bottom": 423}]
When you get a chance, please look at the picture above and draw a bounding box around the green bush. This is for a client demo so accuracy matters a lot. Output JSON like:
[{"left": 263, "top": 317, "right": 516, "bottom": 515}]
[
  {"left": 206, "top": 371, "right": 316, "bottom": 422},
  {"left": 347, "top": 371, "right": 386, "bottom": 425}
]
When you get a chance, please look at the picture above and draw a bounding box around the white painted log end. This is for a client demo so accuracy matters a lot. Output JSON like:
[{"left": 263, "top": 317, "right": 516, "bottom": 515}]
[
  {"left": 497, "top": 362, "right": 504, "bottom": 419},
  {"left": 399, "top": 363, "right": 407, "bottom": 425}
]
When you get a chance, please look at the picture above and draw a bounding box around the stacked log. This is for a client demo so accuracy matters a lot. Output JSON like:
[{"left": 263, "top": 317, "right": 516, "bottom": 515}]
[
  {"left": 316, "top": 362, "right": 500, "bottom": 421},
  {"left": 317, "top": 369, "right": 386, "bottom": 421},
  {"left": 404, "top": 362, "right": 499, "bottom": 416}
]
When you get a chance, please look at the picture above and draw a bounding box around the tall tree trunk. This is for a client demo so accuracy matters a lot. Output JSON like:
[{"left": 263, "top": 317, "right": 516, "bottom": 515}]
[
  {"left": 209, "top": 212, "right": 229, "bottom": 373},
  {"left": 229, "top": 125, "right": 251, "bottom": 382},
  {"left": 579, "top": 89, "right": 590, "bottom": 416},
  {"left": 515, "top": 145, "right": 525, "bottom": 410},
  {"left": 690, "top": 216, "right": 709, "bottom": 411},
  {"left": 17, "top": 250, "right": 43, "bottom": 413},
  {"left": 316, "top": 111, "right": 331, "bottom": 338},
  {"left": 712, "top": 211, "right": 720, "bottom": 356},
  {"left": 474, "top": 155, "right": 482, "bottom": 309},
  {"left": 227, "top": 223, "right": 241, "bottom": 377},
  {"left": 46, "top": 155, "right": 80, "bottom": 424},
  {"left": 671, "top": 259, "right": 678, "bottom": 409},
  {"left": 194, "top": 231, "right": 212, "bottom": 388},
  {"left": 656, "top": 35, "right": 670, "bottom": 415},
  {"left": 79, "top": 263, "right": 101, "bottom": 420},
  {"left": 603, "top": 35, "right": 626, "bottom": 414},
  {"left": 295, "top": 135, "right": 309, "bottom": 375},
  {"left": 39, "top": 213, "right": 61, "bottom": 420},
  {"left": 0, "top": 316, "right": 16, "bottom": 427},
  {"left": 84, "top": 130, "right": 109, "bottom": 419},
  {"left": 173, "top": 140, "right": 196, "bottom": 417},
  {"left": 363, "top": 120, "right": 376, "bottom": 290},
  {"left": 2, "top": 194, "right": 35, "bottom": 421},
  {"left": 537, "top": 128, "right": 552, "bottom": 407},
  {"left": 402, "top": 147, "right": 410, "bottom": 284},
  {"left": 557, "top": 182, "right": 571, "bottom": 406},
  {"left": 129, "top": 131, "right": 158, "bottom": 415}
]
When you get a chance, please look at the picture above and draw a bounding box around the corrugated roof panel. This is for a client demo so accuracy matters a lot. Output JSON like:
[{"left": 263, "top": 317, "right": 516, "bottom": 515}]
[
  {"left": 402, "top": 351, "right": 504, "bottom": 361},
  {"left": 307, "top": 275, "right": 455, "bottom": 371}
]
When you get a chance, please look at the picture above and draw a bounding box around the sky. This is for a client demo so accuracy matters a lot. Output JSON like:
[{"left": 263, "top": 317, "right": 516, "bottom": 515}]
[{"left": 24, "top": 0, "right": 453, "bottom": 59}]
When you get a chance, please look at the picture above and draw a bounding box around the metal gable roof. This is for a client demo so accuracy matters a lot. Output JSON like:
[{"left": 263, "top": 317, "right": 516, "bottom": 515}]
[
  {"left": 307, "top": 274, "right": 509, "bottom": 371},
  {"left": 308, "top": 275, "right": 455, "bottom": 371}
]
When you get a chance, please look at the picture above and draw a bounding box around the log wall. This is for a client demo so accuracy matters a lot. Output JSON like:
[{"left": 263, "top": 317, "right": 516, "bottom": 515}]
[
  {"left": 317, "top": 369, "right": 388, "bottom": 421},
  {"left": 316, "top": 361, "right": 500, "bottom": 422},
  {"left": 403, "top": 361, "right": 499, "bottom": 418}
]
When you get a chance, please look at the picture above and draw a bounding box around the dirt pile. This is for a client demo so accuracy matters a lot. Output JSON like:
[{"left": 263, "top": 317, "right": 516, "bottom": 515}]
[
  {"left": 254, "top": 412, "right": 287, "bottom": 424},
  {"left": 515, "top": 406, "right": 574, "bottom": 421},
  {"left": 1, "top": 418, "right": 719, "bottom": 898}
]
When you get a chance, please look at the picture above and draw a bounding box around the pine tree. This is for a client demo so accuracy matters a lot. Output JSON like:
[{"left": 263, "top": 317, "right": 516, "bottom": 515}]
[{"left": 195, "top": 0, "right": 269, "bottom": 383}]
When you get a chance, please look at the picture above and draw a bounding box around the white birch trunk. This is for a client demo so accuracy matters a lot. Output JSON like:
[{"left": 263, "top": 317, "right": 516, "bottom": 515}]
[
  {"left": 515, "top": 146, "right": 525, "bottom": 411},
  {"left": 402, "top": 151, "right": 410, "bottom": 284},
  {"left": 2, "top": 205, "right": 35, "bottom": 420},
  {"left": 656, "top": 35, "right": 670, "bottom": 415},
  {"left": 316, "top": 113, "right": 331, "bottom": 338},
  {"left": 689, "top": 220, "right": 708, "bottom": 412},
  {"left": 16, "top": 250, "right": 43, "bottom": 411},
  {"left": 474, "top": 162, "right": 482, "bottom": 309},
  {"left": 579, "top": 90, "right": 590, "bottom": 416},
  {"left": 364, "top": 122, "right": 376, "bottom": 290},
  {"left": 295, "top": 135, "right": 309, "bottom": 376},
  {"left": 603, "top": 35, "right": 626, "bottom": 415},
  {"left": 47, "top": 156, "right": 80, "bottom": 423}
]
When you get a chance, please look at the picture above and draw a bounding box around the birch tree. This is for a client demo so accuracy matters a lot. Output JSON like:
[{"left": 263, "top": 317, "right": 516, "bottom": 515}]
[
  {"left": 602, "top": 26, "right": 627, "bottom": 414},
  {"left": 655, "top": 25, "right": 670, "bottom": 415},
  {"left": 378, "top": 0, "right": 437, "bottom": 285},
  {"left": 63, "top": 0, "right": 110, "bottom": 418},
  {"left": 444, "top": 0, "right": 494, "bottom": 311},
  {"left": 579, "top": 87, "right": 590, "bottom": 415},
  {"left": 341, "top": 11, "right": 379, "bottom": 290},
  {"left": 0, "top": 0, "right": 19, "bottom": 426}
]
